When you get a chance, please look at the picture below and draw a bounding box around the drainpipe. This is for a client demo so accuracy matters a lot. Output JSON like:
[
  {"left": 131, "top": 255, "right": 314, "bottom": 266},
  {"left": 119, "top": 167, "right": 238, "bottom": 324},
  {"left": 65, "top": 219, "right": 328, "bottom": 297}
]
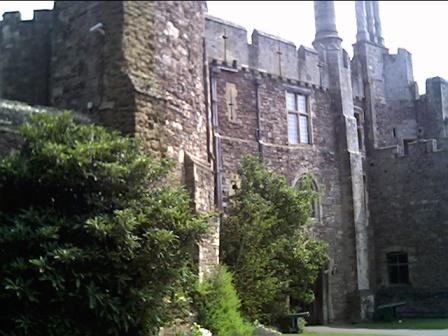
[
  {"left": 210, "top": 64, "right": 224, "bottom": 213},
  {"left": 254, "top": 77, "right": 264, "bottom": 159},
  {"left": 203, "top": 37, "right": 214, "bottom": 163}
]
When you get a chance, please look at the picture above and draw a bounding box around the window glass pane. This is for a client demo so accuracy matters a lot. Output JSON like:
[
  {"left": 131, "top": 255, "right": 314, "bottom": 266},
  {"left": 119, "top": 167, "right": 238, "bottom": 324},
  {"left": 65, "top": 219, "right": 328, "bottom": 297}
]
[
  {"left": 297, "top": 95, "right": 307, "bottom": 114},
  {"left": 391, "top": 253, "right": 400, "bottom": 263},
  {"left": 299, "top": 115, "right": 309, "bottom": 144},
  {"left": 311, "top": 199, "right": 317, "bottom": 218},
  {"left": 387, "top": 254, "right": 397, "bottom": 264},
  {"left": 387, "top": 252, "right": 409, "bottom": 284},
  {"left": 398, "top": 254, "right": 408, "bottom": 264},
  {"left": 286, "top": 92, "right": 296, "bottom": 111},
  {"left": 288, "top": 113, "right": 299, "bottom": 144},
  {"left": 400, "top": 265, "right": 409, "bottom": 283},
  {"left": 390, "top": 267, "right": 399, "bottom": 284}
]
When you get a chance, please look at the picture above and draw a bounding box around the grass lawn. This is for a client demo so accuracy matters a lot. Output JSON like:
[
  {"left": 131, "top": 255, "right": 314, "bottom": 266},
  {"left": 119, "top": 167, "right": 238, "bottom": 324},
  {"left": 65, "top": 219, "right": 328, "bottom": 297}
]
[
  {"left": 286, "top": 334, "right": 386, "bottom": 336},
  {"left": 282, "top": 318, "right": 448, "bottom": 335},
  {"left": 351, "top": 318, "right": 448, "bottom": 329},
  {"left": 281, "top": 318, "right": 448, "bottom": 336}
]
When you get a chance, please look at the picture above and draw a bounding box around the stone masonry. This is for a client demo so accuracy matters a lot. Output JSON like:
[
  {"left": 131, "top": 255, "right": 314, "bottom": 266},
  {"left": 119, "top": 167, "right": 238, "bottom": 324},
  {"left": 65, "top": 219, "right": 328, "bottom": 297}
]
[{"left": 1, "top": 0, "right": 448, "bottom": 323}]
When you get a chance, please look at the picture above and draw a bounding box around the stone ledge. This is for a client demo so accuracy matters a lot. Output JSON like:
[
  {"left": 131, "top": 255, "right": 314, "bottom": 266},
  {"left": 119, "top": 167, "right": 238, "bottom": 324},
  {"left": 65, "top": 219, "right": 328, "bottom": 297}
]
[{"left": 0, "top": 99, "right": 90, "bottom": 128}]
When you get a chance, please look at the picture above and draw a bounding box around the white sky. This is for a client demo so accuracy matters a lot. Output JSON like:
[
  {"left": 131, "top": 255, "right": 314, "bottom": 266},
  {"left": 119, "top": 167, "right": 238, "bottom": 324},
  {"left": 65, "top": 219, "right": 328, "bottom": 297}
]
[
  {"left": 206, "top": 1, "right": 448, "bottom": 95},
  {"left": 1, "top": 1, "right": 447, "bottom": 94}
]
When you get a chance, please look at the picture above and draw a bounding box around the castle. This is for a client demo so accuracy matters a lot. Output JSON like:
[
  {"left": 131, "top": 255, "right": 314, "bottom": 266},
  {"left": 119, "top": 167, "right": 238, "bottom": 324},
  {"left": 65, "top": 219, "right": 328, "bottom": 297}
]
[{"left": 1, "top": 1, "right": 448, "bottom": 324}]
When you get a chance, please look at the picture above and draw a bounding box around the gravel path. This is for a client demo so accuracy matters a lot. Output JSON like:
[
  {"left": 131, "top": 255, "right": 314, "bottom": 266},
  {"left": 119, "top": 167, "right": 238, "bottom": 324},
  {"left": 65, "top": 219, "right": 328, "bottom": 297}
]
[{"left": 305, "top": 326, "right": 448, "bottom": 336}]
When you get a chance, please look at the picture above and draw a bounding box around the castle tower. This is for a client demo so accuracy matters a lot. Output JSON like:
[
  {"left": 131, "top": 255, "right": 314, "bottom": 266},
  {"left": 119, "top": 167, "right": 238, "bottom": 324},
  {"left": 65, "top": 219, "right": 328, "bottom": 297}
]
[
  {"left": 314, "top": 0, "right": 373, "bottom": 321},
  {"left": 49, "top": 1, "right": 218, "bottom": 279},
  {"left": 354, "top": 1, "right": 417, "bottom": 148}
]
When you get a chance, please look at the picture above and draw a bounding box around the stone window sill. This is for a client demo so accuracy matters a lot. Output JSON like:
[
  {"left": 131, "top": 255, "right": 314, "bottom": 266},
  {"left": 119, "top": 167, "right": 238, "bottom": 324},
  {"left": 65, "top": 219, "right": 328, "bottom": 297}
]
[{"left": 288, "top": 143, "right": 314, "bottom": 148}]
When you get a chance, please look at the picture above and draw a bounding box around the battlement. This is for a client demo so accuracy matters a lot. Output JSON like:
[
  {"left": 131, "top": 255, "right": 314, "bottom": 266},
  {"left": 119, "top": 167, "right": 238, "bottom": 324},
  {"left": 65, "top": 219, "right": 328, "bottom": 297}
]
[
  {"left": 372, "top": 137, "right": 447, "bottom": 162},
  {"left": 0, "top": 9, "right": 53, "bottom": 38},
  {"left": 383, "top": 48, "right": 416, "bottom": 101},
  {"left": 1, "top": 9, "right": 52, "bottom": 22},
  {"left": 205, "top": 14, "right": 322, "bottom": 86},
  {"left": 425, "top": 76, "right": 448, "bottom": 96},
  {"left": 415, "top": 76, "right": 448, "bottom": 140}
]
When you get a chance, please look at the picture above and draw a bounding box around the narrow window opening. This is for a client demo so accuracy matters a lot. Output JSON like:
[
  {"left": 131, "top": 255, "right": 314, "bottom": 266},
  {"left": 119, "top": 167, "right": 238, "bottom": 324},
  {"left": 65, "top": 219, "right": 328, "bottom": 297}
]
[
  {"left": 363, "top": 174, "right": 369, "bottom": 217},
  {"left": 311, "top": 197, "right": 318, "bottom": 218},
  {"left": 387, "top": 252, "right": 409, "bottom": 285},
  {"left": 226, "top": 83, "right": 238, "bottom": 122},
  {"left": 297, "top": 177, "right": 319, "bottom": 220},
  {"left": 403, "top": 139, "right": 413, "bottom": 155},
  {"left": 354, "top": 112, "right": 363, "bottom": 150},
  {"left": 343, "top": 53, "right": 349, "bottom": 68}
]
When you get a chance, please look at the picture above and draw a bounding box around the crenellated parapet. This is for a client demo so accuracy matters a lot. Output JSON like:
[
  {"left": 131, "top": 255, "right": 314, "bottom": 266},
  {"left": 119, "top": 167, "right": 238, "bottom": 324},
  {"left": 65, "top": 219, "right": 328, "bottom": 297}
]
[
  {"left": 417, "top": 77, "right": 448, "bottom": 140},
  {"left": 384, "top": 48, "right": 417, "bottom": 101},
  {"left": 372, "top": 137, "right": 446, "bottom": 162},
  {"left": 205, "top": 15, "right": 324, "bottom": 87}
]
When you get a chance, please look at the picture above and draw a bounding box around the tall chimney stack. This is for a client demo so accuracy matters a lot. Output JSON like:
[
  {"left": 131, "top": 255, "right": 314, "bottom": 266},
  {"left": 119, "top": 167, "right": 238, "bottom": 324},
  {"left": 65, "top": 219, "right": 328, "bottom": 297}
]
[{"left": 313, "top": 1, "right": 341, "bottom": 46}]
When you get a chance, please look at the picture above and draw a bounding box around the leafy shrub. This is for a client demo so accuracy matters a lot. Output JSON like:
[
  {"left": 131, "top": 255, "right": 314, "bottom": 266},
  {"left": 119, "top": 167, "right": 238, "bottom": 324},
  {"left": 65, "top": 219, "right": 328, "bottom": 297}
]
[
  {"left": 194, "top": 266, "right": 254, "bottom": 336},
  {"left": 298, "top": 317, "right": 307, "bottom": 333},
  {"left": 221, "top": 155, "right": 328, "bottom": 324},
  {"left": 190, "top": 323, "right": 212, "bottom": 336},
  {"left": 0, "top": 112, "right": 207, "bottom": 335}
]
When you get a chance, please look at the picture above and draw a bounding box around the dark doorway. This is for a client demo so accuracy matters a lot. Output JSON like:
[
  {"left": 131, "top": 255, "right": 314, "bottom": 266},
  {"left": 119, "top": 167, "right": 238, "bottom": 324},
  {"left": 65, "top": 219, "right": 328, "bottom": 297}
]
[{"left": 308, "top": 266, "right": 331, "bottom": 325}]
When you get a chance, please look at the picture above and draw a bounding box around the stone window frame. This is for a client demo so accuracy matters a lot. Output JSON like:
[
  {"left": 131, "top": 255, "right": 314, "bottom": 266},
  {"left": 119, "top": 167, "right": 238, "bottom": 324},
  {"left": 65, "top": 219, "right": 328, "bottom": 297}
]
[
  {"left": 225, "top": 82, "right": 239, "bottom": 123},
  {"left": 309, "top": 178, "right": 320, "bottom": 220},
  {"left": 285, "top": 87, "right": 313, "bottom": 145},
  {"left": 378, "top": 246, "right": 415, "bottom": 288},
  {"left": 227, "top": 172, "right": 241, "bottom": 197},
  {"left": 354, "top": 106, "right": 365, "bottom": 152},
  {"left": 386, "top": 251, "right": 409, "bottom": 285}
]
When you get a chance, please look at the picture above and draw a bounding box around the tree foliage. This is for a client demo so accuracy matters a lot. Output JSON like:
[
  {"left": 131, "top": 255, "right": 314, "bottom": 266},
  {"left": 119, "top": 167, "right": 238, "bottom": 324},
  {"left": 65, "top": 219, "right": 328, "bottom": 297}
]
[
  {"left": 194, "top": 265, "right": 254, "bottom": 336},
  {"left": 0, "top": 112, "right": 207, "bottom": 336},
  {"left": 221, "top": 155, "right": 328, "bottom": 323}
]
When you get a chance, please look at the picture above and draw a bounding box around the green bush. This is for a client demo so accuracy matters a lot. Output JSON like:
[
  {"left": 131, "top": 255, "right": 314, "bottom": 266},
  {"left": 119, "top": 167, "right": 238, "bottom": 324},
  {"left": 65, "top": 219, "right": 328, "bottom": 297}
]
[
  {"left": 221, "top": 155, "right": 328, "bottom": 324},
  {"left": 298, "top": 317, "right": 307, "bottom": 332},
  {"left": 0, "top": 112, "right": 207, "bottom": 335},
  {"left": 194, "top": 266, "right": 254, "bottom": 336}
]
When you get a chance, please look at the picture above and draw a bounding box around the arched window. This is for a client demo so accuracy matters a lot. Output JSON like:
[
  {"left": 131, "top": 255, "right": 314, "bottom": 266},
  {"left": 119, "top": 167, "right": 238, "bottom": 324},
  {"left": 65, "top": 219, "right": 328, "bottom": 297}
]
[
  {"left": 310, "top": 179, "right": 319, "bottom": 219},
  {"left": 296, "top": 176, "right": 320, "bottom": 220}
]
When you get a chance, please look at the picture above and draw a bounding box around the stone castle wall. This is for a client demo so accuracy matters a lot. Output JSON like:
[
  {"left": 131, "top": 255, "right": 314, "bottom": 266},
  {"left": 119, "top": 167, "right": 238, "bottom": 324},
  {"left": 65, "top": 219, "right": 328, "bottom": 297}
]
[
  {"left": 120, "top": 1, "right": 216, "bottom": 276},
  {"left": 1, "top": 1, "right": 217, "bottom": 278},
  {"left": 353, "top": 42, "right": 419, "bottom": 149},
  {"left": 0, "top": 10, "right": 52, "bottom": 105},
  {"left": 205, "top": 15, "right": 325, "bottom": 88},
  {"left": 417, "top": 77, "right": 448, "bottom": 141},
  {"left": 210, "top": 60, "right": 359, "bottom": 321},
  {"left": 204, "top": 11, "right": 369, "bottom": 323},
  {"left": 50, "top": 1, "right": 139, "bottom": 135},
  {"left": 0, "top": 100, "right": 88, "bottom": 157},
  {"left": 2, "top": 0, "right": 448, "bottom": 322},
  {"left": 355, "top": 34, "right": 448, "bottom": 317},
  {"left": 0, "top": 100, "right": 49, "bottom": 156},
  {"left": 369, "top": 138, "right": 448, "bottom": 316}
]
